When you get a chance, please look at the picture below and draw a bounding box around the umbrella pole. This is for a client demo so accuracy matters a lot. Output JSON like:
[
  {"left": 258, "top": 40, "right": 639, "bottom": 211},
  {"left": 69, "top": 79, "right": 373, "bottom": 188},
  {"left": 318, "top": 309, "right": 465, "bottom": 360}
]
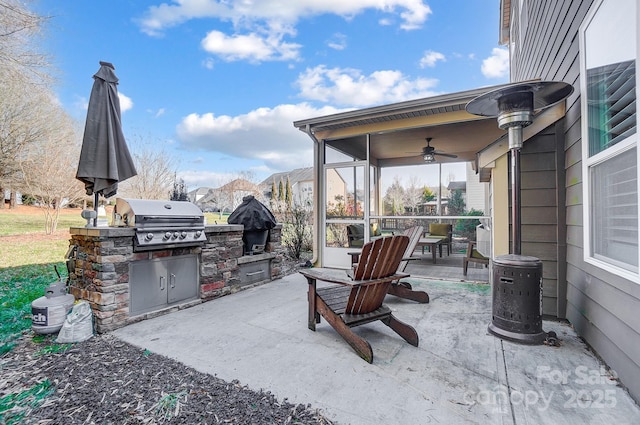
[{"left": 94, "top": 192, "right": 99, "bottom": 227}]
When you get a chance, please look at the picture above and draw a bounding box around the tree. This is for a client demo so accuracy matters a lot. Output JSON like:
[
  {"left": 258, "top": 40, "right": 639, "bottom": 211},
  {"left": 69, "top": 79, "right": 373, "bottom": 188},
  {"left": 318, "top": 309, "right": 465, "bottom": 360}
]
[
  {"left": 383, "top": 176, "right": 405, "bottom": 215},
  {"left": 19, "top": 107, "right": 85, "bottom": 233},
  {"left": 448, "top": 189, "right": 466, "bottom": 216},
  {"left": 118, "top": 136, "right": 176, "bottom": 200},
  {"left": 169, "top": 176, "right": 189, "bottom": 201},
  {"left": 455, "top": 209, "right": 484, "bottom": 240},
  {"left": 0, "top": 69, "right": 59, "bottom": 209},
  {"left": 0, "top": 0, "right": 52, "bottom": 84},
  {"left": 0, "top": 1, "right": 55, "bottom": 209},
  {"left": 270, "top": 179, "right": 277, "bottom": 210},
  {"left": 422, "top": 186, "right": 436, "bottom": 202},
  {"left": 285, "top": 177, "right": 292, "bottom": 209},
  {"left": 278, "top": 179, "right": 285, "bottom": 204},
  {"left": 403, "top": 175, "right": 423, "bottom": 215}
]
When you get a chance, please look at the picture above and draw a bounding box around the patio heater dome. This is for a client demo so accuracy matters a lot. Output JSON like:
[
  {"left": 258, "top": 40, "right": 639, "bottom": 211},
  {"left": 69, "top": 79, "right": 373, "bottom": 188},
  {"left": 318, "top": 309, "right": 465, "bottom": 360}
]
[{"left": 466, "top": 81, "right": 573, "bottom": 345}]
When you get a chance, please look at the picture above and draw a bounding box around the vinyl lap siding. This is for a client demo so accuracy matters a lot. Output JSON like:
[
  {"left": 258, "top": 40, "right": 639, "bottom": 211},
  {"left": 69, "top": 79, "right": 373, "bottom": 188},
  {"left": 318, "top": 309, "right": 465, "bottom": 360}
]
[{"left": 509, "top": 0, "right": 640, "bottom": 403}]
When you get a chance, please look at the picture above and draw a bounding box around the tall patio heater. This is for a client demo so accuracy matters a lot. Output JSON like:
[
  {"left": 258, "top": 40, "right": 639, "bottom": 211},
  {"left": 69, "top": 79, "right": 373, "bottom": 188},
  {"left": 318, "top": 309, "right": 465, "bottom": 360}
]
[{"left": 466, "top": 81, "right": 573, "bottom": 344}]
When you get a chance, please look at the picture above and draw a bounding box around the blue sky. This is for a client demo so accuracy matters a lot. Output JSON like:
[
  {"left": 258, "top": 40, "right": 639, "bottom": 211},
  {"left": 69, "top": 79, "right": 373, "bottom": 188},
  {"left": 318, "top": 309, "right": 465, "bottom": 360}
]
[{"left": 35, "top": 0, "right": 509, "bottom": 190}]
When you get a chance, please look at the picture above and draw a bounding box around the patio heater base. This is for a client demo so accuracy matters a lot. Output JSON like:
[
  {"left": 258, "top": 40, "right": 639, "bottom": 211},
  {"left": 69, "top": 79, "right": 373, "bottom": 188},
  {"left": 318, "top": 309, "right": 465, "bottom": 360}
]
[{"left": 488, "top": 254, "right": 546, "bottom": 345}]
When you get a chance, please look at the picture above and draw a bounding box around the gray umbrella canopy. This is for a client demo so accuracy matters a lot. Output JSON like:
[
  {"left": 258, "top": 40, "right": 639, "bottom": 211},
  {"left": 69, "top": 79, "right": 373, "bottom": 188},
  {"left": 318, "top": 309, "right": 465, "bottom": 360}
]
[{"left": 76, "top": 61, "right": 137, "bottom": 199}]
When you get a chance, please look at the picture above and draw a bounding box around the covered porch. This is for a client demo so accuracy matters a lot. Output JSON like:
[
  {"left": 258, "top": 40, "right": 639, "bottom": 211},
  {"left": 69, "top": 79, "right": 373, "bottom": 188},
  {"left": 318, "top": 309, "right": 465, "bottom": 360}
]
[{"left": 293, "top": 82, "right": 569, "bottom": 316}]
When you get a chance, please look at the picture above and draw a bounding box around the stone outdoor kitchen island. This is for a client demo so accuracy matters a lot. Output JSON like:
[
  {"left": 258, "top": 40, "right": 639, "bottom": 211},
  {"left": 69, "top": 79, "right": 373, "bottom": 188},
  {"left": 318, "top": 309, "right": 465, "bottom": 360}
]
[{"left": 67, "top": 223, "right": 285, "bottom": 333}]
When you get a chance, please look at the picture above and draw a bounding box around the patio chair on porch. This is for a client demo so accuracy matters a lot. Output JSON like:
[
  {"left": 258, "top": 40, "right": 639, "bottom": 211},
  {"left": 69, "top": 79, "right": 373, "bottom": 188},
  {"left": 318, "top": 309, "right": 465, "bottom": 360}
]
[
  {"left": 428, "top": 223, "right": 453, "bottom": 255},
  {"left": 463, "top": 241, "right": 489, "bottom": 275},
  {"left": 299, "top": 235, "right": 419, "bottom": 363}
]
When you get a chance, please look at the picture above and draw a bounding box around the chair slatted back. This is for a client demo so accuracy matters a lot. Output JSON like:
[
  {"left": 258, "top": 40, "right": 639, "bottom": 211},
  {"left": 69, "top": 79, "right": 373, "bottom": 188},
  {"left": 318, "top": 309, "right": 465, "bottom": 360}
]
[
  {"left": 397, "top": 226, "right": 424, "bottom": 273},
  {"left": 346, "top": 235, "right": 409, "bottom": 315}
]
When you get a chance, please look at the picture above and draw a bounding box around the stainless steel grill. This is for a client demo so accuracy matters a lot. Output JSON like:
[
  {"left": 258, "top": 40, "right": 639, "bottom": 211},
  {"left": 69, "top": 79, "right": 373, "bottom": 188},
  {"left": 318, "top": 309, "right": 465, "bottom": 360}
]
[{"left": 113, "top": 198, "right": 206, "bottom": 251}]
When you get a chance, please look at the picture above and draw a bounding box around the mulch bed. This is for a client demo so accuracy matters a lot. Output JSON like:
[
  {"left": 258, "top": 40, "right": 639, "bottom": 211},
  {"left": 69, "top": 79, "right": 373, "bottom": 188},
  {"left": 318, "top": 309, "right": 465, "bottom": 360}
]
[{"left": 1, "top": 333, "right": 333, "bottom": 424}]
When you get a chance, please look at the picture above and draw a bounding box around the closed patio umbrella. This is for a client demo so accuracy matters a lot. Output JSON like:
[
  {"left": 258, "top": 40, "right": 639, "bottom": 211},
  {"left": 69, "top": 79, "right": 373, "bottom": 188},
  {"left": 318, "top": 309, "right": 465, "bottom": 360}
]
[{"left": 76, "top": 61, "right": 137, "bottom": 225}]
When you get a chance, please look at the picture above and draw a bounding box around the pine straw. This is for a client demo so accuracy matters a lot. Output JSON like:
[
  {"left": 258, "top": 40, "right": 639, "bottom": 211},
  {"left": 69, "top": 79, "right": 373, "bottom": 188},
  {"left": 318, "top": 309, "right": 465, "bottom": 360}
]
[{"left": 1, "top": 334, "right": 333, "bottom": 424}]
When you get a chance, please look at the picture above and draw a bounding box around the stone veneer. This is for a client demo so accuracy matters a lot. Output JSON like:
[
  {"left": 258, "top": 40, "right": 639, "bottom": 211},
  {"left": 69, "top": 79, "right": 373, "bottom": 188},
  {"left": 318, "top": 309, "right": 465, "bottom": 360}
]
[{"left": 68, "top": 224, "right": 284, "bottom": 333}]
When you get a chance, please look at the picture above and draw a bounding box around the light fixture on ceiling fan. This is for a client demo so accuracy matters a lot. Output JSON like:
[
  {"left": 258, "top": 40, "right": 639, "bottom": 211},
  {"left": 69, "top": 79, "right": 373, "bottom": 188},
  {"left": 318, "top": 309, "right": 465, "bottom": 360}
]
[{"left": 421, "top": 138, "right": 458, "bottom": 163}]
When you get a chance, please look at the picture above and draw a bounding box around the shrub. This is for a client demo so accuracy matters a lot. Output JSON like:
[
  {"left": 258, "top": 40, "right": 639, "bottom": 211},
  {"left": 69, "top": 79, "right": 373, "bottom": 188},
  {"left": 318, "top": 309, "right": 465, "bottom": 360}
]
[
  {"left": 455, "top": 209, "right": 484, "bottom": 241},
  {"left": 281, "top": 202, "right": 313, "bottom": 259}
]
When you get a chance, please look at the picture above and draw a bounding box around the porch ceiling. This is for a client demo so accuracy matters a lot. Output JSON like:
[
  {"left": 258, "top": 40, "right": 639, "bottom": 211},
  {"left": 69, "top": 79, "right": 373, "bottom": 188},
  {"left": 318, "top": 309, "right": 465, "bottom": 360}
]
[{"left": 294, "top": 84, "right": 514, "bottom": 167}]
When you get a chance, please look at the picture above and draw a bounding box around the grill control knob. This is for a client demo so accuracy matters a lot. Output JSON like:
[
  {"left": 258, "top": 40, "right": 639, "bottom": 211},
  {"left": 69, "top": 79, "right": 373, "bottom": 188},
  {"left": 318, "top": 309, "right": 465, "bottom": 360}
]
[
  {"left": 180, "top": 231, "right": 187, "bottom": 239},
  {"left": 172, "top": 232, "right": 179, "bottom": 239},
  {"left": 195, "top": 230, "right": 202, "bottom": 238},
  {"left": 164, "top": 232, "right": 172, "bottom": 240},
  {"left": 145, "top": 233, "right": 154, "bottom": 241}
]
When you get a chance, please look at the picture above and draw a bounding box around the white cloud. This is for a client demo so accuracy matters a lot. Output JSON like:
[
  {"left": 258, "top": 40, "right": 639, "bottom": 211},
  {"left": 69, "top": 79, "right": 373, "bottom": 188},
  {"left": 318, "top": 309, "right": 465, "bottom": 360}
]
[
  {"left": 295, "top": 65, "right": 440, "bottom": 107},
  {"left": 177, "top": 169, "right": 240, "bottom": 189},
  {"left": 327, "top": 33, "right": 347, "bottom": 50},
  {"left": 138, "top": 0, "right": 432, "bottom": 36},
  {"left": 118, "top": 92, "right": 133, "bottom": 112},
  {"left": 201, "top": 30, "right": 301, "bottom": 62},
  {"left": 175, "top": 103, "right": 343, "bottom": 171},
  {"left": 419, "top": 50, "right": 445, "bottom": 68},
  {"left": 202, "top": 57, "right": 215, "bottom": 69},
  {"left": 481, "top": 47, "right": 509, "bottom": 78}
]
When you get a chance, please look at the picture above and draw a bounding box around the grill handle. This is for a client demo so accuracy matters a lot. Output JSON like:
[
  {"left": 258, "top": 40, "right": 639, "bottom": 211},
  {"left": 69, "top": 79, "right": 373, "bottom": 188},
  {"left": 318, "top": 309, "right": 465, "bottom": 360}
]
[
  {"left": 140, "top": 215, "right": 204, "bottom": 221},
  {"left": 135, "top": 226, "right": 206, "bottom": 232}
]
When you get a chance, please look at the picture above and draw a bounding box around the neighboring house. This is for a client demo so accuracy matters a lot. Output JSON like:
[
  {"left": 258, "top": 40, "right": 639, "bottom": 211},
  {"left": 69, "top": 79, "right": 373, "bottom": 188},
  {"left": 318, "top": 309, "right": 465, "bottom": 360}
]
[
  {"left": 195, "top": 179, "right": 262, "bottom": 213},
  {"left": 464, "top": 162, "right": 489, "bottom": 213},
  {"left": 260, "top": 167, "right": 346, "bottom": 210},
  {"left": 2, "top": 190, "right": 22, "bottom": 206},
  {"left": 187, "top": 187, "right": 211, "bottom": 204},
  {"left": 293, "top": 0, "right": 639, "bottom": 403},
  {"left": 260, "top": 167, "right": 314, "bottom": 205}
]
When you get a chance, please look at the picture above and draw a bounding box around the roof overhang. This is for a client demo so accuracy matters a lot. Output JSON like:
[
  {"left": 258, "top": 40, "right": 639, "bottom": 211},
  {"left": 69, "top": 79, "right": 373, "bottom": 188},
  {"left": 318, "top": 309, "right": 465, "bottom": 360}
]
[
  {"left": 293, "top": 80, "right": 567, "bottom": 174},
  {"left": 293, "top": 83, "right": 516, "bottom": 167},
  {"left": 499, "top": 0, "right": 512, "bottom": 45}
]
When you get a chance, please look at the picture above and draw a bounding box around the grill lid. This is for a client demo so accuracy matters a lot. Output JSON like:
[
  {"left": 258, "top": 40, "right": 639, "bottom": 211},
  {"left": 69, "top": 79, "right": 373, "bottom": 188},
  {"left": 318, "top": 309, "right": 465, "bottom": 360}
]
[
  {"left": 114, "top": 198, "right": 204, "bottom": 228},
  {"left": 114, "top": 198, "right": 207, "bottom": 252}
]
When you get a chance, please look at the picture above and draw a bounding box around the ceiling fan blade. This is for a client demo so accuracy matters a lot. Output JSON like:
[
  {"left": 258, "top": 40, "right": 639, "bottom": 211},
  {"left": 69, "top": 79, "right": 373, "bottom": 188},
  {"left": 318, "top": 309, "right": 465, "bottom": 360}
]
[{"left": 434, "top": 152, "right": 458, "bottom": 158}]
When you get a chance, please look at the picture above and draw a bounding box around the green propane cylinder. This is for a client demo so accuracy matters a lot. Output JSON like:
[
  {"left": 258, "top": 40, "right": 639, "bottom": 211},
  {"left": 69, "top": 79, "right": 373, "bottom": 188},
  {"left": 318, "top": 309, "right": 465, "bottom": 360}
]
[{"left": 31, "top": 281, "right": 75, "bottom": 334}]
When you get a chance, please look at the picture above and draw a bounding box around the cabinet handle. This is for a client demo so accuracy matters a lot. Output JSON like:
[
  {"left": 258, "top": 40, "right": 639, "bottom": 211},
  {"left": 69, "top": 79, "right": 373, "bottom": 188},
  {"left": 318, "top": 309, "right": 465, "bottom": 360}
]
[
  {"left": 170, "top": 273, "right": 176, "bottom": 288},
  {"left": 159, "top": 276, "right": 165, "bottom": 290},
  {"left": 246, "top": 270, "right": 264, "bottom": 276}
]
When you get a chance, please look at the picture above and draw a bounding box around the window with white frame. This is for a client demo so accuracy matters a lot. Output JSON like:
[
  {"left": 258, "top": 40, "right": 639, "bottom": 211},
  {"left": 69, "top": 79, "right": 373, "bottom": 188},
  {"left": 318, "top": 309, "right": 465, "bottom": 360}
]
[{"left": 581, "top": 0, "right": 638, "bottom": 277}]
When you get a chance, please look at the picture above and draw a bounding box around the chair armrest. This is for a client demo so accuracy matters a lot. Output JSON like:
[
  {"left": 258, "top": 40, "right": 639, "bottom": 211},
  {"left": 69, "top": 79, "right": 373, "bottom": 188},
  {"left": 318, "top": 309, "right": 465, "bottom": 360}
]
[{"left": 299, "top": 268, "right": 409, "bottom": 286}]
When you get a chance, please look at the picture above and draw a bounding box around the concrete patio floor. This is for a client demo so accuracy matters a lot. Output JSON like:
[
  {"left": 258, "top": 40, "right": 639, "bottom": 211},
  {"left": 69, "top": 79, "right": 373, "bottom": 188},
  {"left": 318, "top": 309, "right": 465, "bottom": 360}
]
[{"left": 113, "top": 273, "right": 640, "bottom": 425}]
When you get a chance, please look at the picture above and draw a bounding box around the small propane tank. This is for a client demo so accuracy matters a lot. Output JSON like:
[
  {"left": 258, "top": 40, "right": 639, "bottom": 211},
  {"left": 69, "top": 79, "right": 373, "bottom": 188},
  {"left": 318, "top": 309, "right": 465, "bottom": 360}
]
[{"left": 31, "top": 271, "right": 75, "bottom": 334}]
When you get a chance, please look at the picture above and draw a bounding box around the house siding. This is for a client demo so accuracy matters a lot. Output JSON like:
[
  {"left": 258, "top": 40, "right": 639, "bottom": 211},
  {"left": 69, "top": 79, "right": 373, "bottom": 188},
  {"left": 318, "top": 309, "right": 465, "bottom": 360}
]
[
  {"left": 519, "top": 125, "right": 562, "bottom": 317},
  {"left": 508, "top": 0, "right": 640, "bottom": 402}
]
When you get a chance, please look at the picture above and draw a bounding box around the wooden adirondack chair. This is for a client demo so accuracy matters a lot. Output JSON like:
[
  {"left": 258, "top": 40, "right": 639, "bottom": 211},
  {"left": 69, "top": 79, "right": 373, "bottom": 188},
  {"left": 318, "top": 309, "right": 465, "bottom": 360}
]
[
  {"left": 387, "top": 226, "right": 430, "bottom": 303},
  {"left": 348, "top": 226, "right": 429, "bottom": 303},
  {"left": 299, "top": 235, "right": 419, "bottom": 363}
]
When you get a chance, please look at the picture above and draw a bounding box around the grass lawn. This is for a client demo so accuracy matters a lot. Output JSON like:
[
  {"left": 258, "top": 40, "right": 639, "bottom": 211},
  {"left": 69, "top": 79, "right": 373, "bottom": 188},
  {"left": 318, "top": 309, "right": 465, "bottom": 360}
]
[
  {"left": 0, "top": 210, "right": 85, "bottom": 236},
  {"left": 0, "top": 206, "right": 85, "bottom": 268}
]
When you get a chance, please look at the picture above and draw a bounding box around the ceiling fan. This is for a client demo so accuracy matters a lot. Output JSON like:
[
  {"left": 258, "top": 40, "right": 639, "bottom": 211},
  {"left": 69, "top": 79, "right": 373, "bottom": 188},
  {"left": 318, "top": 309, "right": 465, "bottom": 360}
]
[{"left": 414, "top": 138, "right": 458, "bottom": 163}]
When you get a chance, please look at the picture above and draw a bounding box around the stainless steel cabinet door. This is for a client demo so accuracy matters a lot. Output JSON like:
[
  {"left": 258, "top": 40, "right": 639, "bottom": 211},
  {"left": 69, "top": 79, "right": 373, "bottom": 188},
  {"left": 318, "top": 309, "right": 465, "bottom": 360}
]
[{"left": 167, "top": 255, "right": 198, "bottom": 303}]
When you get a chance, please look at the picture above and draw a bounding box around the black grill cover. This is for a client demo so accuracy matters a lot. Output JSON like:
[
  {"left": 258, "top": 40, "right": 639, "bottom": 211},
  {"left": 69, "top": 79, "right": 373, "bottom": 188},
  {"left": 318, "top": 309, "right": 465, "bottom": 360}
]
[{"left": 228, "top": 195, "right": 277, "bottom": 231}]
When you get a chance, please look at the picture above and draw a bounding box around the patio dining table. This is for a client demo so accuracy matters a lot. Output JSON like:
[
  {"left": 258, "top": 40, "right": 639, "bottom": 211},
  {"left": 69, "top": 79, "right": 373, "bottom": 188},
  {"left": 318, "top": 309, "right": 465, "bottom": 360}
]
[{"left": 416, "top": 236, "right": 447, "bottom": 264}]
